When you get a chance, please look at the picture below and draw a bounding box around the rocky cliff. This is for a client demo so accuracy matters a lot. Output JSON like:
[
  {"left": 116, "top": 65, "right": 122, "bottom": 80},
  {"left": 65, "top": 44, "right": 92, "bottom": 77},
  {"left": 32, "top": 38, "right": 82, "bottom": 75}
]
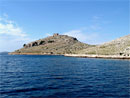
[{"left": 12, "top": 33, "right": 92, "bottom": 54}]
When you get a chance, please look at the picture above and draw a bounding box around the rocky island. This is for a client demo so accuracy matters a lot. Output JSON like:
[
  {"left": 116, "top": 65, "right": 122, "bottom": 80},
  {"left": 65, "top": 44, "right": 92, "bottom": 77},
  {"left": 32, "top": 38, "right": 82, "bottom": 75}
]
[
  {"left": 9, "top": 33, "right": 130, "bottom": 59},
  {"left": 10, "top": 33, "right": 93, "bottom": 55}
]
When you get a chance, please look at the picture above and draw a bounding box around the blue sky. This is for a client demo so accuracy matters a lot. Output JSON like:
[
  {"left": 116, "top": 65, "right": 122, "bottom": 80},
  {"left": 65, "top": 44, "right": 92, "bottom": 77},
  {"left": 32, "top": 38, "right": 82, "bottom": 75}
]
[{"left": 0, "top": 0, "right": 129, "bottom": 52}]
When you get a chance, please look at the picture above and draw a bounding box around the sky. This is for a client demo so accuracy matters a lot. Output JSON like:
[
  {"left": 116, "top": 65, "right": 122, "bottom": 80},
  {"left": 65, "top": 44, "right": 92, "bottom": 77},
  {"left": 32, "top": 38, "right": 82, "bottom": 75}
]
[{"left": 0, "top": 0, "right": 129, "bottom": 52}]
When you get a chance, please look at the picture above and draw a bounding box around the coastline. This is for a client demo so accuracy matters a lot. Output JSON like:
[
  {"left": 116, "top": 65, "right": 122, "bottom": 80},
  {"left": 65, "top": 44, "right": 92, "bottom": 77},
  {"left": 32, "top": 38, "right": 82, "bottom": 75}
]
[
  {"left": 8, "top": 53, "right": 130, "bottom": 60},
  {"left": 8, "top": 52, "right": 63, "bottom": 56},
  {"left": 64, "top": 54, "right": 130, "bottom": 60}
]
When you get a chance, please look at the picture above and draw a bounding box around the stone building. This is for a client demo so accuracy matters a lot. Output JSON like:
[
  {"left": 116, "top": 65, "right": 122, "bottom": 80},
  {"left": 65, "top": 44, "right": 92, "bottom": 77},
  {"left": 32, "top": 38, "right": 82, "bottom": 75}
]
[{"left": 53, "top": 33, "right": 59, "bottom": 36}]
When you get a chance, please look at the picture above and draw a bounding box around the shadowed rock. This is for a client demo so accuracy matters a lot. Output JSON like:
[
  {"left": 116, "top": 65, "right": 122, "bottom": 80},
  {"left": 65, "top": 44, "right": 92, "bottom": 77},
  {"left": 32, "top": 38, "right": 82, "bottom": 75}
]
[
  {"left": 39, "top": 41, "right": 45, "bottom": 45},
  {"left": 32, "top": 42, "right": 38, "bottom": 47}
]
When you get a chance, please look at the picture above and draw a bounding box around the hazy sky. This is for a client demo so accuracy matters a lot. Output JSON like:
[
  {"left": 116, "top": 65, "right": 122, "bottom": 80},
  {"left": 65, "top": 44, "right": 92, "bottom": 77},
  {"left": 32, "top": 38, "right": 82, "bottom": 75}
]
[{"left": 0, "top": 0, "right": 129, "bottom": 52}]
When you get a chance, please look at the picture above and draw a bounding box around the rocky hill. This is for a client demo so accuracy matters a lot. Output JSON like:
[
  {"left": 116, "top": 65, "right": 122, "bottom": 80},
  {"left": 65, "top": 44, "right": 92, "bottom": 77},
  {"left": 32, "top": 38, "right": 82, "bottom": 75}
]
[
  {"left": 11, "top": 34, "right": 130, "bottom": 57},
  {"left": 77, "top": 35, "right": 130, "bottom": 56},
  {"left": 12, "top": 33, "right": 93, "bottom": 55}
]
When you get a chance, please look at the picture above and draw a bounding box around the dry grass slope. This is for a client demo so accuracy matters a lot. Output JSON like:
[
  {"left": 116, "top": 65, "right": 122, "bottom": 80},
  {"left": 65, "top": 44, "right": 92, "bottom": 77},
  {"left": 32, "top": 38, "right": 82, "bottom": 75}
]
[
  {"left": 77, "top": 35, "right": 130, "bottom": 56},
  {"left": 12, "top": 33, "right": 93, "bottom": 54}
]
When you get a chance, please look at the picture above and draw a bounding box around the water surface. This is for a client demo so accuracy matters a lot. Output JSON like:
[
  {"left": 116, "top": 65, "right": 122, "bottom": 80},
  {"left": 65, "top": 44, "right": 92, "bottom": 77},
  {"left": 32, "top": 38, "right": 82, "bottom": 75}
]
[{"left": 0, "top": 54, "right": 129, "bottom": 98}]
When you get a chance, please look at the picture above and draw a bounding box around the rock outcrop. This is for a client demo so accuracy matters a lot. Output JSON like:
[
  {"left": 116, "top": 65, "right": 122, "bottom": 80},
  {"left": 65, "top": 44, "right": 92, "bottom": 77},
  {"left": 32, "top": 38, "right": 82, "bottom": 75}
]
[{"left": 121, "top": 47, "right": 130, "bottom": 56}]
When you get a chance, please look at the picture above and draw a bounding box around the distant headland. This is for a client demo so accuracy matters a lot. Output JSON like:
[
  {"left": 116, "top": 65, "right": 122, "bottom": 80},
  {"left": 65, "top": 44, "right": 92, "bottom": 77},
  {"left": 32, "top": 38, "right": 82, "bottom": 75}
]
[{"left": 9, "top": 33, "right": 130, "bottom": 59}]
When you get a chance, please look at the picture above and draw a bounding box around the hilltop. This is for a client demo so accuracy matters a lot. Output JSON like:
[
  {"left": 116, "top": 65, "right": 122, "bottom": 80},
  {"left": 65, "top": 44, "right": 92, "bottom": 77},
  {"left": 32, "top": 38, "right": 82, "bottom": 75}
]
[
  {"left": 11, "top": 33, "right": 93, "bottom": 55},
  {"left": 77, "top": 35, "right": 130, "bottom": 56}
]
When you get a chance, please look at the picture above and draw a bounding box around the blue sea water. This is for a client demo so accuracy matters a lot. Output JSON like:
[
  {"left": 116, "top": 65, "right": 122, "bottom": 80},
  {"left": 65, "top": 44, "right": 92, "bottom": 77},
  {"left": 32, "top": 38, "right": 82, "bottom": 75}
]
[{"left": 0, "top": 54, "right": 130, "bottom": 98}]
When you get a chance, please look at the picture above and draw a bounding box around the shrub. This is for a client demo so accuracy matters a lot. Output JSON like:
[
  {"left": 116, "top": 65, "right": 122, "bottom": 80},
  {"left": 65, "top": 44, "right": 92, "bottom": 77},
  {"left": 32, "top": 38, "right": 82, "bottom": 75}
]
[{"left": 48, "top": 40, "right": 54, "bottom": 43}]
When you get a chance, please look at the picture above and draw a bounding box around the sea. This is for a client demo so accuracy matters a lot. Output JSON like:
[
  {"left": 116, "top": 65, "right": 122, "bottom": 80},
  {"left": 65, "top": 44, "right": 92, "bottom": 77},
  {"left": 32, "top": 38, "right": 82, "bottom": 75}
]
[{"left": 0, "top": 53, "right": 130, "bottom": 98}]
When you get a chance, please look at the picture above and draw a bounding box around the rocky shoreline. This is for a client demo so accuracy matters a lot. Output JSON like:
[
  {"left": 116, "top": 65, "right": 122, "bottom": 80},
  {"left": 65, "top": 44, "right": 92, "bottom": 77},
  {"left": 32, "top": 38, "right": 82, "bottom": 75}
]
[
  {"left": 64, "top": 54, "right": 130, "bottom": 59},
  {"left": 8, "top": 52, "right": 63, "bottom": 55},
  {"left": 9, "top": 53, "right": 130, "bottom": 59}
]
